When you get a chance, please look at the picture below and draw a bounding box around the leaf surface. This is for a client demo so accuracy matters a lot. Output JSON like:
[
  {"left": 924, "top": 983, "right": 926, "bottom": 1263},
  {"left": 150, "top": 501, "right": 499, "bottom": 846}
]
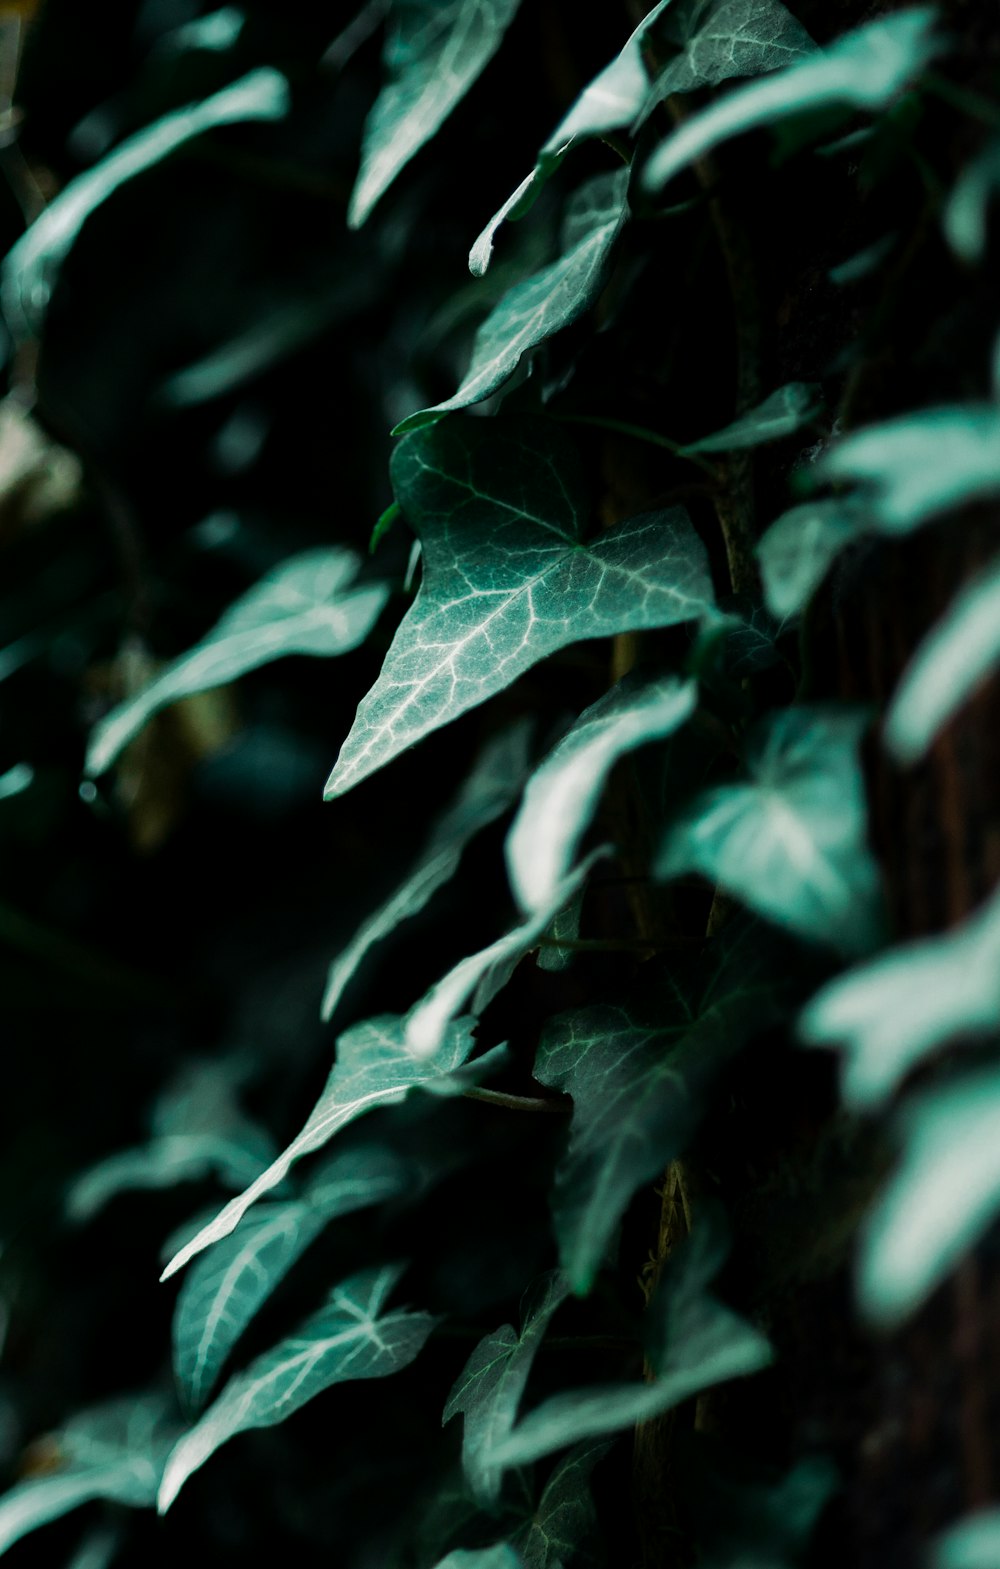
[
  {"left": 506, "top": 675, "right": 696, "bottom": 914},
  {"left": 88, "top": 549, "right": 389, "bottom": 776},
  {"left": 657, "top": 707, "right": 883, "bottom": 954},
  {"left": 348, "top": 0, "right": 521, "bottom": 227},
  {"left": 433, "top": 1548, "right": 524, "bottom": 1569},
  {"left": 637, "top": 0, "right": 815, "bottom": 127},
  {"left": 326, "top": 417, "right": 714, "bottom": 797},
  {"left": 757, "top": 498, "right": 867, "bottom": 617},
  {"left": 681, "top": 383, "right": 822, "bottom": 453},
  {"left": 933, "top": 1511, "right": 1000, "bottom": 1569},
  {"left": 514, "top": 1441, "right": 610, "bottom": 1567},
  {"left": 159, "top": 1264, "right": 436, "bottom": 1509}
]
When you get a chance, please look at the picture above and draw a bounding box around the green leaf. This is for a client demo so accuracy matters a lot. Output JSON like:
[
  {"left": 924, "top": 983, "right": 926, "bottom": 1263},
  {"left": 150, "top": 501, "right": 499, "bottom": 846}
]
[
  {"left": 934, "top": 1511, "right": 1000, "bottom": 1569},
  {"left": 444, "top": 1272, "right": 569, "bottom": 1503},
  {"left": 506, "top": 675, "right": 696, "bottom": 915},
  {"left": 66, "top": 1132, "right": 274, "bottom": 1223},
  {"left": 1, "top": 70, "right": 290, "bottom": 340},
  {"left": 160, "top": 1016, "right": 476, "bottom": 1280},
  {"left": 0, "top": 1398, "right": 177, "bottom": 1557},
  {"left": 813, "top": 405, "right": 1000, "bottom": 534},
  {"left": 681, "top": 383, "right": 823, "bottom": 454},
  {"left": 514, "top": 1441, "right": 610, "bottom": 1568},
  {"left": 347, "top": 0, "right": 522, "bottom": 228},
  {"left": 641, "top": 10, "right": 940, "bottom": 196},
  {"left": 536, "top": 885, "right": 585, "bottom": 972},
  {"left": 884, "top": 555, "right": 1000, "bottom": 763},
  {"left": 536, "top": 921, "right": 782, "bottom": 1293},
  {"left": 433, "top": 1548, "right": 524, "bottom": 1569},
  {"left": 87, "top": 549, "right": 389, "bottom": 777},
  {"left": 657, "top": 707, "right": 883, "bottom": 954},
  {"left": 173, "top": 1144, "right": 411, "bottom": 1410},
  {"left": 396, "top": 171, "right": 629, "bottom": 431},
  {"left": 800, "top": 885, "right": 1000, "bottom": 1110},
  {"left": 158, "top": 1263, "right": 436, "bottom": 1510},
  {"left": 404, "top": 850, "right": 606, "bottom": 1059},
  {"left": 492, "top": 1210, "right": 771, "bottom": 1467},
  {"left": 858, "top": 1064, "right": 1000, "bottom": 1327},
  {"left": 636, "top": 0, "right": 815, "bottom": 129},
  {"left": 943, "top": 137, "right": 1000, "bottom": 263},
  {"left": 325, "top": 417, "right": 714, "bottom": 798},
  {"left": 322, "top": 722, "right": 532, "bottom": 1023},
  {"left": 757, "top": 498, "right": 867, "bottom": 618}
]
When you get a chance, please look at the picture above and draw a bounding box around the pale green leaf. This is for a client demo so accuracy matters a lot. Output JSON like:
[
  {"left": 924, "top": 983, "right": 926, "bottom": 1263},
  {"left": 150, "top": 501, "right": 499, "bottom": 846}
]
[
  {"left": 757, "top": 498, "right": 867, "bottom": 618},
  {"left": 636, "top": 0, "right": 815, "bottom": 129},
  {"left": 159, "top": 1264, "right": 436, "bottom": 1510},
  {"left": 325, "top": 417, "right": 714, "bottom": 798},
  {"left": 66, "top": 1132, "right": 274, "bottom": 1223},
  {"left": 87, "top": 549, "right": 389, "bottom": 776},
  {"left": 433, "top": 1548, "right": 524, "bottom": 1569},
  {"left": 347, "top": 0, "right": 521, "bottom": 228},
  {"left": 514, "top": 1441, "right": 610, "bottom": 1568},
  {"left": 943, "top": 138, "right": 1000, "bottom": 263},
  {"left": 161, "top": 1016, "right": 476, "bottom": 1279},
  {"left": 934, "top": 1510, "right": 1000, "bottom": 1569},
  {"left": 0, "top": 1398, "right": 177, "bottom": 1557},
  {"left": 1, "top": 70, "right": 289, "bottom": 339},
  {"left": 642, "top": 10, "right": 940, "bottom": 196},
  {"left": 884, "top": 555, "right": 1000, "bottom": 763},
  {"left": 800, "top": 885, "right": 1000, "bottom": 1110},
  {"left": 657, "top": 707, "right": 883, "bottom": 954},
  {"left": 537, "top": 921, "right": 782, "bottom": 1293},
  {"left": 506, "top": 675, "right": 696, "bottom": 915},
  {"left": 858, "top": 1064, "right": 1000, "bottom": 1327},
  {"left": 444, "top": 1272, "right": 569, "bottom": 1503},
  {"left": 63, "top": 1526, "right": 119, "bottom": 1569},
  {"left": 173, "top": 1144, "right": 411, "bottom": 1410},
  {"left": 322, "top": 722, "right": 532, "bottom": 1023},
  {"left": 681, "top": 383, "right": 823, "bottom": 454},
  {"left": 493, "top": 1211, "right": 771, "bottom": 1467},
  {"left": 397, "top": 171, "right": 629, "bottom": 431},
  {"left": 153, "top": 7, "right": 245, "bottom": 57},
  {"left": 814, "top": 405, "right": 1000, "bottom": 534}
]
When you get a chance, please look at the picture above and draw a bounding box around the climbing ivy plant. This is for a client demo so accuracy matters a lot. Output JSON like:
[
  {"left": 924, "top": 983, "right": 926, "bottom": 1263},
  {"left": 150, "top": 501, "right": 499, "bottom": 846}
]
[{"left": 0, "top": 2, "right": 998, "bottom": 1567}]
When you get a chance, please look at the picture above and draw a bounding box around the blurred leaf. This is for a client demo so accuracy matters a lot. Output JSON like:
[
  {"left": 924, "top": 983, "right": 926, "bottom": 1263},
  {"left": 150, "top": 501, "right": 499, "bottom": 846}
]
[
  {"left": 681, "top": 383, "right": 823, "bottom": 454},
  {"left": 173, "top": 1144, "right": 411, "bottom": 1411},
  {"left": 536, "top": 885, "right": 584, "bottom": 973},
  {"left": 87, "top": 550, "right": 390, "bottom": 776},
  {"left": 943, "top": 138, "right": 1000, "bottom": 262},
  {"left": 757, "top": 498, "right": 867, "bottom": 617},
  {"left": 326, "top": 417, "right": 714, "bottom": 797},
  {"left": 67, "top": 1132, "right": 274, "bottom": 1223},
  {"left": 444, "top": 1272, "right": 569, "bottom": 1503},
  {"left": 934, "top": 1511, "right": 1000, "bottom": 1569},
  {"left": 2, "top": 69, "right": 290, "bottom": 339},
  {"left": 159, "top": 1264, "right": 436, "bottom": 1509},
  {"left": 397, "top": 171, "right": 629, "bottom": 431},
  {"left": 801, "top": 885, "right": 1000, "bottom": 1109},
  {"left": 858, "top": 1063, "right": 1000, "bottom": 1327},
  {"left": 514, "top": 1441, "right": 609, "bottom": 1567},
  {"left": 348, "top": 0, "right": 522, "bottom": 228},
  {"left": 433, "top": 1548, "right": 524, "bottom": 1569},
  {"left": 506, "top": 675, "right": 696, "bottom": 915},
  {"left": 161, "top": 1016, "right": 477, "bottom": 1279},
  {"left": 642, "top": 10, "right": 940, "bottom": 195},
  {"left": 657, "top": 707, "right": 883, "bottom": 954},
  {"left": 884, "top": 555, "right": 1000, "bottom": 762},
  {"left": 322, "top": 722, "right": 532, "bottom": 1024}
]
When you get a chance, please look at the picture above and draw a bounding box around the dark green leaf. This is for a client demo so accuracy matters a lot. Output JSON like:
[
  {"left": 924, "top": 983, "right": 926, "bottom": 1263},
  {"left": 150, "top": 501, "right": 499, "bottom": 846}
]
[
  {"left": 681, "top": 383, "right": 823, "bottom": 454},
  {"left": 433, "top": 1548, "right": 525, "bottom": 1569},
  {"left": 514, "top": 1441, "right": 610, "bottom": 1568},
  {"left": 757, "top": 498, "right": 867, "bottom": 617}
]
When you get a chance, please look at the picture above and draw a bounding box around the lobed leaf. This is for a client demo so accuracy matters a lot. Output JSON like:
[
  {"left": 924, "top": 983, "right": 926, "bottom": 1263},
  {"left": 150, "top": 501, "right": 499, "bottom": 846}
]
[
  {"left": 159, "top": 1264, "right": 436, "bottom": 1509},
  {"left": 757, "top": 498, "right": 867, "bottom": 618},
  {"left": 325, "top": 417, "right": 714, "bottom": 798},
  {"left": 514, "top": 1441, "right": 610, "bottom": 1568}
]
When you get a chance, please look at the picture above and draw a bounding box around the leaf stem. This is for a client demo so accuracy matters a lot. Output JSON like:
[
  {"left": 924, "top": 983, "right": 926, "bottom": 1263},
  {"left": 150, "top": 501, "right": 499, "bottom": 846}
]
[
  {"left": 461, "top": 1086, "right": 570, "bottom": 1115},
  {"left": 550, "top": 413, "right": 719, "bottom": 478}
]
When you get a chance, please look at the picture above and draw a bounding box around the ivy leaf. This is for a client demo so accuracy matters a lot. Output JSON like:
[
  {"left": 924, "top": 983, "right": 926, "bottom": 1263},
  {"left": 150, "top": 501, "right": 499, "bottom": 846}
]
[
  {"left": 404, "top": 850, "right": 606, "bottom": 1058},
  {"left": 0, "top": 1398, "right": 177, "bottom": 1556},
  {"left": 537, "top": 921, "right": 783, "bottom": 1293},
  {"left": 493, "top": 1211, "right": 771, "bottom": 1468},
  {"left": 636, "top": 0, "right": 816, "bottom": 130},
  {"left": 884, "top": 556, "right": 1000, "bottom": 763},
  {"left": 158, "top": 1263, "right": 436, "bottom": 1510},
  {"left": 325, "top": 417, "right": 714, "bottom": 798},
  {"left": 160, "top": 1016, "right": 477, "bottom": 1280},
  {"left": 66, "top": 1132, "right": 274, "bottom": 1223},
  {"left": 536, "top": 885, "right": 585, "bottom": 972},
  {"left": 173, "top": 1144, "right": 411, "bottom": 1411},
  {"left": 757, "top": 498, "right": 867, "bottom": 618},
  {"left": 800, "top": 886, "right": 1000, "bottom": 1111},
  {"left": 514, "top": 1441, "right": 610, "bottom": 1568},
  {"left": 813, "top": 405, "right": 1000, "bottom": 534},
  {"left": 943, "top": 137, "right": 1000, "bottom": 263},
  {"left": 933, "top": 1511, "right": 1000, "bottom": 1569},
  {"left": 322, "top": 722, "right": 532, "bottom": 1023},
  {"left": 681, "top": 383, "right": 823, "bottom": 454},
  {"left": 347, "top": 0, "right": 522, "bottom": 228},
  {"left": 444, "top": 1272, "right": 569, "bottom": 1503},
  {"left": 1, "top": 70, "right": 290, "bottom": 340},
  {"left": 641, "top": 10, "right": 940, "bottom": 196},
  {"left": 433, "top": 1548, "right": 524, "bottom": 1569},
  {"left": 858, "top": 1064, "right": 1000, "bottom": 1327},
  {"left": 506, "top": 675, "right": 696, "bottom": 915},
  {"left": 657, "top": 707, "right": 883, "bottom": 954},
  {"left": 87, "top": 549, "right": 389, "bottom": 777},
  {"left": 396, "top": 172, "right": 629, "bottom": 432}
]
